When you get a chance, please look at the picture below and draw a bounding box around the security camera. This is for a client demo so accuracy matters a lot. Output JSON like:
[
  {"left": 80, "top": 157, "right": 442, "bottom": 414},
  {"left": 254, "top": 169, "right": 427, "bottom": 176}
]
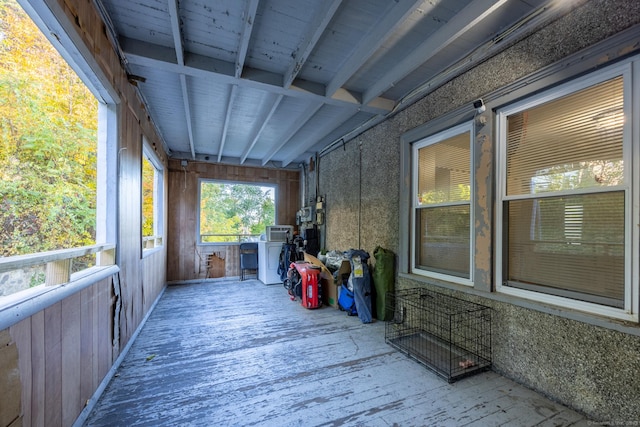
[{"left": 474, "top": 99, "right": 486, "bottom": 114}]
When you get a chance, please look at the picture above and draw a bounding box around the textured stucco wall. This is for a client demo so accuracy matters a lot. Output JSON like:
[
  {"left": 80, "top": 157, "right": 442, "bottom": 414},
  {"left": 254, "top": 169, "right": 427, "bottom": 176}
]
[
  {"left": 309, "top": 0, "right": 640, "bottom": 421},
  {"left": 316, "top": 119, "right": 401, "bottom": 254}
]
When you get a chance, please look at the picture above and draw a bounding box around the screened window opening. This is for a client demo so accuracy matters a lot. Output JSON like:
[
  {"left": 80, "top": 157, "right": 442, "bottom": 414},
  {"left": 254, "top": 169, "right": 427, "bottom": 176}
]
[
  {"left": 199, "top": 181, "right": 276, "bottom": 243},
  {"left": 142, "top": 144, "right": 163, "bottom": 250},
  {"left": 498, "top": 69, "right": 632, "bottom": 314},
  {"left": 0, "top": 0, "right": 116, "bottom": 299},
  {"left": 412, "top": 123, "right": 473, "bottom": 283}
]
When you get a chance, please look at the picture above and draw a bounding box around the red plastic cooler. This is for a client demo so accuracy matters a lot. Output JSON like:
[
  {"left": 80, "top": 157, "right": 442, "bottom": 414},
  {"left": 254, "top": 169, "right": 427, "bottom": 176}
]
[{"left": 291, "top": 261, "right": 322, "bottom": 309}]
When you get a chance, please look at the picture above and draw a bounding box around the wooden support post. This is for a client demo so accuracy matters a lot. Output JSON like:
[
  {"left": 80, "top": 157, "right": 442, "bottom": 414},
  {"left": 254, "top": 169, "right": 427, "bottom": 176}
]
[
  {"left": 97, "top": 247, "right": 116, "bottom": 266},
  {"left": 45, "top": 259, "right": 71, "bottom": 286}
]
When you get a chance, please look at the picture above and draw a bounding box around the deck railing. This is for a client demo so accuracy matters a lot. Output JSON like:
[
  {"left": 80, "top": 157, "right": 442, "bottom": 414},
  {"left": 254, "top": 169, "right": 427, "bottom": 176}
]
[
  {"left": 143, "top": 235, "right": 163, "bottom": 249},
  {"left": 0, "top": 243, "right": 116, "bottom": 285},
  {"left": 200, "top": 234, "right": 261, "bottom": 243},
  {"left": 0, "top": 244, "right": 118, "bottom": 330}
]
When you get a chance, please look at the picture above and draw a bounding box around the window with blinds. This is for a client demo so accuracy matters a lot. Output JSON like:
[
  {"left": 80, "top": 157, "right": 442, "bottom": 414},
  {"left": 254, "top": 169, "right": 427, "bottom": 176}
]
[
  {"left": 499, "top": 72, "right": 629, "bottom": 310},
  {"left": 412, "top": 123, "right": 472, "bottom": 282}
]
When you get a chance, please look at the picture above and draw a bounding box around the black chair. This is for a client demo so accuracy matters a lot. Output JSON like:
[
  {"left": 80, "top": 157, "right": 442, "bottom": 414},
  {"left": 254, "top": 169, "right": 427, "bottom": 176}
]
[{"left": 239, "top": 242, "right": 258, "bottom": 280}]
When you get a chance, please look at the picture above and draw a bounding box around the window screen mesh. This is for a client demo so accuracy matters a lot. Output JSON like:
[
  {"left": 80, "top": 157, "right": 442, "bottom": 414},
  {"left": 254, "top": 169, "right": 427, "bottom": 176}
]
[
  {"left": 506, "top": 192, "right": 625, "bottom": 306},
  {"left": 416, "top": 203, "right": 470, "bottom": 278}
]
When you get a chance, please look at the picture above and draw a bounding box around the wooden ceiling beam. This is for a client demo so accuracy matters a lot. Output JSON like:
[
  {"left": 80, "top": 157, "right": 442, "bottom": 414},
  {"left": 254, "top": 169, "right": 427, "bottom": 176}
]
[
  {"left": 282, "top": 0, "right": 343, "bottom": 89},
  {"left": 240, "top": 94, "right": 284, "bottom": 164},
  {"left": 218, "top": 84, "right": 238, "bottom": 163},
  {"left": 363, "top": 0, "right": 510, "bottom": 105},
  {"left": 280, "top": 110, "right": 357, "bottom": 167},
  {"left": 121, "top": 37, "right": 393, "bottom": 115},
  {"left": 261, "top": 102, "right": 323, "bottom": 166},
  {"left": 236, "top": 0, "right": 260, "bottom": 78},
  {"left": 325, "top": 0, "right": 423, "bottom": 97}
]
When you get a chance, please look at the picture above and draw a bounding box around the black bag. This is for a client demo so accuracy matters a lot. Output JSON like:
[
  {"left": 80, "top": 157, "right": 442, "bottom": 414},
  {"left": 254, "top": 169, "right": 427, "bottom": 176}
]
[
  {"left": 347, "top": 249, "right": 372, "bottom": 324},
  {"left": 283, "top": 263, "right": 302, "bottom": 300},
  {"left": 277, "top": 237, "right": 304, "bottom": 281}
]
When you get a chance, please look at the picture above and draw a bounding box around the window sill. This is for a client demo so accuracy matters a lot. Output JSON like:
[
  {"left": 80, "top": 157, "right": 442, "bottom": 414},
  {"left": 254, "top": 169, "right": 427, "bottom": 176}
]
[
  {"left": 399, "top": 272, "right": 640, "bottom": 337},
  {"left": 197, "top": 242, "right": 257, "bottom": 246},
  {"left": 411, "top": 268, "right": 473, "bottom": 287},
  {"left": 142, "top": 246, "right": 164, "bottom": 258}
]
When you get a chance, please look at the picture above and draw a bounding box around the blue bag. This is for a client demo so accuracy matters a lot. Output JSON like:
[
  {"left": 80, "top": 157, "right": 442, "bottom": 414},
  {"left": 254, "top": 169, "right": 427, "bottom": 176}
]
[{"left": 338, "top": 284, "right": 357, "bottom": 316}]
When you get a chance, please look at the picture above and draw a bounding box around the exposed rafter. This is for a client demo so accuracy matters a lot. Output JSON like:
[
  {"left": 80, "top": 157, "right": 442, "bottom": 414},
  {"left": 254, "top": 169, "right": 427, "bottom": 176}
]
[
  {"left": 167, "top": 0, "right": 194, "bottom": 159},
  {"left": 179, "top": 74, "right": 195, "bottom": 159},
  {"left": 121, "top": 37, "right": 393, "bottom": 116},
  {"left": 218, "top": 84, "right": 238, "bottom": 163},
  {"left": 261, "top": 102, "right": 323, "bottom": 165},
  {"left": 282, "top": 0, "right": 342, "bottom": 89},
  {"left": 167, "top": 0, "right": 184, "bottom": 66},
  {"left": 240, "top": 94, "right": 284, "bottom": 164},
  {"left": 325, "top": 0, "right": 423, "bottom": 97},
  {"left": 280, "top": 111, "right": 358, "bottom": 167},
  {"left": 100, "top": 0, "right": 556, "bottom": 167},
  {"left": 363, "top": 0, "right": 510, "bottom": 105},
  {"left": 236, "top": 0, "right": 260, "bottom": 78}
]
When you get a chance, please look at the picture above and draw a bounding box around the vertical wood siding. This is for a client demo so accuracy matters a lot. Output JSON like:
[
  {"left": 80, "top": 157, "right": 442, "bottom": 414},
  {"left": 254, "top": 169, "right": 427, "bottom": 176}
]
[
  {"left": 166, "top": 160, "right": 299, "bottom": 282},
  {"left": 8, "top": 278, "right": 113, "bottom": 427},
  {"left": 1, "top": 0, "right": 170, "bottom": 425}
]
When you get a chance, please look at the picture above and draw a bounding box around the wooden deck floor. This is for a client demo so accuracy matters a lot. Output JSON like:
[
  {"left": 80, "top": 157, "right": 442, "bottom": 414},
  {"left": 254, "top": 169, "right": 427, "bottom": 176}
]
[{"left": 83, "top": 279, "right": 590, "bottom": 426}]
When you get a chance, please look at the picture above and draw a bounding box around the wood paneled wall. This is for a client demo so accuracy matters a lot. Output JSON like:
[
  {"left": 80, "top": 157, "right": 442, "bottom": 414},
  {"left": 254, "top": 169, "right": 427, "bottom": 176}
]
[
  {"left": 56, "top": 0, "right": 169, "bottom": 355},
  {"left": 167, "top": 160, "right": 299, "bottom": 282},
  {"left": 0, "top": 0, "right": 170, "bottom": 426},
  {"left": 8, "top": 277, "right": 113, "bottom": 427}
]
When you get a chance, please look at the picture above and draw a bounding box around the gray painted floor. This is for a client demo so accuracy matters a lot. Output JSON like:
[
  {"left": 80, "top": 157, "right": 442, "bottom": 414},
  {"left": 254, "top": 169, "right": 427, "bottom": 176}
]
[{"left": 84, "top": 279, "right": 590, "bottom": 426}]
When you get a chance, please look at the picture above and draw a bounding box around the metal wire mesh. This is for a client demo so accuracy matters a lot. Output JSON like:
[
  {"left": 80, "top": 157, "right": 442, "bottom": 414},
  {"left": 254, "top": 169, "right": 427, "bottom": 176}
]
[{"left": 385, "top": 288, "right": 492, "bottom": 383}]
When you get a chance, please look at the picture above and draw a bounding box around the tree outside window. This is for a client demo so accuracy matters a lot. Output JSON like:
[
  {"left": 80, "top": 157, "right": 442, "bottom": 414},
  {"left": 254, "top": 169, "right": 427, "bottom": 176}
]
[
  {"left": 142, "top": 146, "right": 163, "bottom": 250},
  {"left": 0, "top": 0, "right": 98, "bottom": 259},
  {"left": 199, "top": 181, "right": 276, "bottom": 243}
]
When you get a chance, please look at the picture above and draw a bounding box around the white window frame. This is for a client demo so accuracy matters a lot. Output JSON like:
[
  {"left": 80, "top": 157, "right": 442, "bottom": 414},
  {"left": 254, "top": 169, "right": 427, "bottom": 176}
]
[
  {"left": 495, "top": 59, "right": 639, "bottom": 322},
  {"left": 411, "top": 121, "right": 475, "bottom": 286},
  {"left": 142, "top": 140, "right": 164, "bottom": 253}
]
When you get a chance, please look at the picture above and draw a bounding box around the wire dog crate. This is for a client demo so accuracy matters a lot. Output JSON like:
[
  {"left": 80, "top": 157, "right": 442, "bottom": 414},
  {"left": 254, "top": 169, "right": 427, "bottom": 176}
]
[{"left": 385, "top": 288, "right": 491, "bottom": 383}]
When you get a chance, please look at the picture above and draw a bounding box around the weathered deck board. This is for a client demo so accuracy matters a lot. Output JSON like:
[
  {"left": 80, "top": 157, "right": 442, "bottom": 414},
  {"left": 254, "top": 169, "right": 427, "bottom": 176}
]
[{"left": 84, "top": 280, "right": 590, "bottom": 426}]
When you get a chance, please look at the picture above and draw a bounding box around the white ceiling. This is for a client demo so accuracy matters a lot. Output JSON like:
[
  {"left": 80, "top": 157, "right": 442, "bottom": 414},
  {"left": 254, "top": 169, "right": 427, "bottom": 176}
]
[{"left": 96, "top": 0, "right": 559, "bottom": 168}]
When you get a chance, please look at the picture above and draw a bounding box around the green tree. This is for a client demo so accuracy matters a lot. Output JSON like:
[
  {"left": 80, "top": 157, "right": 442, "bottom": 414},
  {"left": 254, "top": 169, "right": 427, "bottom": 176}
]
[
  {"left": 142, "top": 156, "right": 155, "bottom": 237},
  {"left": 200, "top": 182, "right": 275, "bottom": 242},
  {"left": 0, "top": 0, "right": 97, "bottom": 256}
]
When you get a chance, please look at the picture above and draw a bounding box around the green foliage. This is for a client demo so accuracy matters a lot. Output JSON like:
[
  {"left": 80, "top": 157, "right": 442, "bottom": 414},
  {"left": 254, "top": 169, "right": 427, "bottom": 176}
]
[
  {"left": 200, "top": 182, "right": 275, "bottom": 242},
  {"left": 418, "top": 184, "right": 470, "bottom": 205},
  {"left": 142, "top": 156, "right": 155, "bottom": 237},
  {"left": 29, "top": 270, "right": 45, "bottom": 288},
  {"left": 0, "top": 0, "right": 98, "bottom": 256}
]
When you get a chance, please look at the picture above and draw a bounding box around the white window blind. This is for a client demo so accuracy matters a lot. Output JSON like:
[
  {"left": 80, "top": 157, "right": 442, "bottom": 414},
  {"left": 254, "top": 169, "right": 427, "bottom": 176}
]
[
  {"left": 417, "top": 132, "right": 471, "bottom": 204},
  {"left": 506, "top": 77, "right": 624, "bottom": 196}
]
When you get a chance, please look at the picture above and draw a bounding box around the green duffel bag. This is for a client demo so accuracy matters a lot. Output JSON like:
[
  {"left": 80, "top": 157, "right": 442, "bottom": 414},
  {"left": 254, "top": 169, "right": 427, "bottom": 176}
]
[{"left": 372, "top": 246, "right": 395, "bottom": 321}]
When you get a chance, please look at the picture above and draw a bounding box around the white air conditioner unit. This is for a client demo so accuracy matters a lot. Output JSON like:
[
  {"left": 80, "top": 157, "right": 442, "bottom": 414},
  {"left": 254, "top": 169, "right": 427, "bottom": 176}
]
[{"left": 266, "top": 225, "right": 293, "bottom": 242}]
